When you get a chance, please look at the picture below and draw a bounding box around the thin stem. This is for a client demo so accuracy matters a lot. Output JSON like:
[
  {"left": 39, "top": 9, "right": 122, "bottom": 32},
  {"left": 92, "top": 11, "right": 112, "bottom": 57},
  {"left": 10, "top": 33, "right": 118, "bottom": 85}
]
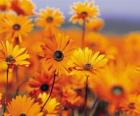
[
  {"left": 84, "top": 75, "right": 88, "bottom": 115},
  {"left": 40, "top": 72, "right": 56, "bottom": 112},
  {"left": 3, "top": 67, "right": 9, "bottom": 112},
  {"left": 81, "top": 19, "right": 86, "bottom": 48},
  {"left": 90, "top": 97, "right": 99, "bottom": 116}
]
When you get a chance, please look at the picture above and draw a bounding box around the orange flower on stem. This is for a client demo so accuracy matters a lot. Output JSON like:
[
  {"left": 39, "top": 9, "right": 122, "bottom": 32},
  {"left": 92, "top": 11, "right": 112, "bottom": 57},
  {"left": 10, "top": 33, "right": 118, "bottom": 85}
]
[
  {"left": 70, "top": 1, "right": 99, "bottom": 47},
  {"left": 0, "top": 14, "right": 33, "bottom": 44}
]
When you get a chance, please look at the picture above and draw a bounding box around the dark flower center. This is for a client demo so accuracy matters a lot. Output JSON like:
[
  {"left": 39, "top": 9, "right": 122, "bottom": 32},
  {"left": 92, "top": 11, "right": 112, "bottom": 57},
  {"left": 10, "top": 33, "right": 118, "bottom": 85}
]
[
  {"left": 5, "top": 55, "right": 15, "bottom": 64},
  {"left": 83, "top": 63, "right": 92, "bottom": 71},
  {"left": 112, "top": 86, "right": 123, "bottom": 96},
  {"left": 46, "top": 16, "right": 53, "bottom": 23},
  {"left": 80, "top": 11, "right": 88, "bottom": 18},
  {"left": 13, "top": 24, "right": 21, "bottom": 30},
  {"left": 53, "top": 50, "right": 64, "bottom": 62},
  {"left": 40, "top": 83, "right": 49, "bottom": 91},
  {"left": 20, "top": 113, "right": 26, "bottom": 116},
  {"left": 128, "top": 103, "right": 135, "bottom": 109}
]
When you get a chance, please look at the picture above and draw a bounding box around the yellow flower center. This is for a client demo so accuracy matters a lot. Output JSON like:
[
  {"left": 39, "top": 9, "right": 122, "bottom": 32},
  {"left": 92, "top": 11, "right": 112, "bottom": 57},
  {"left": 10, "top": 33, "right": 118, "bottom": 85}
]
[
  {"left": 46, "top": 16, "right": 53, "bottom": 23},
  {"left": 5, "top": 55, "right": 15, "bottom": 64},
  {"left": 12, "top": 24, "right": 21, "bottom": 31},
  {"left": 53, "top": 50, "right": 64, "bottom": 62},
  {"left": 83, "top": 63, "right": 92, "bottom": 71},
  {"left": 112, "top": 86, "right": 123, "bottom": 96}
]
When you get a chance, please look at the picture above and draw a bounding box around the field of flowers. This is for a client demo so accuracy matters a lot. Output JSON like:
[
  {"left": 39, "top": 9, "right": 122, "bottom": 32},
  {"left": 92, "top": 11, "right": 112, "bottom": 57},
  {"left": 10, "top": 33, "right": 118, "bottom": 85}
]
[{"left": 0, "top": 0, "right": 140, "bottom": 116}]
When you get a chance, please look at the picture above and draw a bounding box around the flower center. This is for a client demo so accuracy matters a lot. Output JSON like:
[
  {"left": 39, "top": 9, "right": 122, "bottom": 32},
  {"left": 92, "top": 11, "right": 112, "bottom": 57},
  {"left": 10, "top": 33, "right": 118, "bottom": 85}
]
[
  {"left": 128, "top": 103, "right": 135, "bottom": 109},
  {"left": 5, "top": 55, "right": 15, "bottom": 64},
  {"left": 112, "top": 86, "right": 123, "bottom": 96},
  {"left": 13, "top": 24, "right": 21, "bottom": 30},
  {"left": 46, "top": 16, "right": 53, "bottom": 23},
  {"left": 80, "top": 11, "right": 88, "bottom": 18},
  {"left": 83, "top": 63, "right": 92, "bottom": 71},
  {"left": 53, "top": 50, "right": 64, "bottom": 62},
  {"left": 40, "top": 83, "right": 49, "bottom": 92},
  {"left": 19, "top": 113, "right": 26, "bottom": 116}
]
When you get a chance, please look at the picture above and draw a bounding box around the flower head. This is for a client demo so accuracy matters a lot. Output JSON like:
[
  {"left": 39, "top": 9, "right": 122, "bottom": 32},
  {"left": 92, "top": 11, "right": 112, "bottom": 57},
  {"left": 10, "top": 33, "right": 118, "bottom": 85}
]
[
  {"left": 0, "top": 14, "right": 33, "bottom": 43},
  {"left": 70, "top": 1, "right": 99, "bottom": 24},
  {"left": 4, "top": 95, "right": 43, "bottom": 116},
  {"left": 0, "top": 41, "right": 30, "bottom": 68},
  {"left": 29, "top": 73, "right": 53, "bottom": 95},
  {"left": 42, "top": 33, "right": 75, "bottom": 75},
  {"left": 36, "top": 7, "right": 64, "bottom": 29},
  {"left": 69, "top": 47, "right": 108, "bottom": 77}
]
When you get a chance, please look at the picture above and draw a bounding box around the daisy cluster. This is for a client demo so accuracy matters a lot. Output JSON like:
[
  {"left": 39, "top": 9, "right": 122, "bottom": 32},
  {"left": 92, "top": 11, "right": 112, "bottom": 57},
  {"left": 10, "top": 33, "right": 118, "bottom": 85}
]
[{"left": 0, "top": 0, "right": 140, "bottom": 116}]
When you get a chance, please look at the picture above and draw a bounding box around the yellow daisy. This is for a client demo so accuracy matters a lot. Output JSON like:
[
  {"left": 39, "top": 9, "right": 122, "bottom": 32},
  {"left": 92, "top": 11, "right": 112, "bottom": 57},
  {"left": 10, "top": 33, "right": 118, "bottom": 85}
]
[
  {"left": 0, "top": 41, "right": 30, "bottom": 68},
  {"left": 0, "top": 14, "right": 33, "bottom": 43},
  {"left": 4, "top": 95, "right": 43, "bottom": 116},
  {"left": 70, "top": 1, "right": 99, "bottom": 24},
  {"left": 39, "top": 93, "right": 60, "bottom": 114},
  {"left": 69, "top": 47, "right": 108, "bottom": 76},
  {"left": 36, "top": 7, "right": 64, "bottom": 29}
]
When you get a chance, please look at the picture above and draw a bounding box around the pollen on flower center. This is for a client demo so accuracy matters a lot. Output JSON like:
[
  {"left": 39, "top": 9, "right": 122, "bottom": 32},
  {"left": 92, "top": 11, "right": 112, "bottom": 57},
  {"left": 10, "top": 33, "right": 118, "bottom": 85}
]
[
  {"left": 83, "top": 63, "right": 92, "bottom": 71},
  {"left": 5, "top": 55, "right": 15, "bottom": 64},
  {"left": 53, "top": 50, "right": 64, "bottom": 62},
  {"left": 20, "top": 113, "right": 26, "bottom": 116},
  {"left": 46, "top": 16, "right": 53, "bottom": 23},
  {"left": 12, "top": 24, "right": 21, "bottom": 30},
  {"left": 40, "top": 83, "right": 49, "bottom": 91},
  {"left": 112, "top": 86, "right": 123, "bottom": 96}
]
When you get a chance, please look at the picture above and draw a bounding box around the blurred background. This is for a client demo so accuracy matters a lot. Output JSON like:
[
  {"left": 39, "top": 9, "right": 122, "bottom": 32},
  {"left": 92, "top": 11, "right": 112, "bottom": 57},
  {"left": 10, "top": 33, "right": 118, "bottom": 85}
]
[{"left": 33, "top": 0, "right": 140, "bottom": 34}]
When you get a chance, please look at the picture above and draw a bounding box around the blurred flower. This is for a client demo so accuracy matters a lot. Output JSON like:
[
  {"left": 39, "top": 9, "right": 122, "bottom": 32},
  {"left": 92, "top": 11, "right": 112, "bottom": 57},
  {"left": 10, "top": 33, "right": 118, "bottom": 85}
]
[
  {"left": 120, "top": 94, "right": 140, "bottom": 116},
  {"left": 0, "top": 0, "right": 11, "bottom": 11},
  {"left": 4, "top": 95, "right": 43, "bottom": 116},
  {"left": 86, "top": 18, "right": 104, "bottom": 32},
  {"left": 89, "top": 65, "right": 140, "bottom": 113},
  {"left": 0, "top": 41, "right": 30, "bottom": 68},
  {"left": 70, "top": 1, "right": 99, "bottom": 24},
  {"left": 11, "top": 0, "right": 35, "bottom": 16},
  {"left": 42, "top": 33, "right": 75, "bottom": 75},
  {"left": 61, "top": 86, "right": 84, "bottom": 108},
  {"left": 0, "top": 14, "right": 33, "bottom": 43},
  {"left": 36, "top": 7, "right": 64, "bottom": 29},
  {"left": 39, "top": 93, "right": 60, "bottom": 114}
]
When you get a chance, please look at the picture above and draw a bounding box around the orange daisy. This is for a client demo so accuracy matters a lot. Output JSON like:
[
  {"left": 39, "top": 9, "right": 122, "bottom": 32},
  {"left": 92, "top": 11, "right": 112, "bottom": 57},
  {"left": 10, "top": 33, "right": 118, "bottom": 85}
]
[
  {"left": 29, "top": 73, "right": 53, "bottom": 95},
  {"left": 41, "top": 33, "right": 75, "bottom": 75},
  {"left": 0, "top": 14, "right": 33, "bottom": 43},
  {"left": 89, "top": 65, "right": 140, "bottom": 113},
  {"left": 120, "top": 94, "right": 140, "bottom": 116},
  {"left": 70, "top": 1, "right": 99, "bottom": 24},
  {"left": 36, "top": 7, "right": 64, "bottom": 29}
]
